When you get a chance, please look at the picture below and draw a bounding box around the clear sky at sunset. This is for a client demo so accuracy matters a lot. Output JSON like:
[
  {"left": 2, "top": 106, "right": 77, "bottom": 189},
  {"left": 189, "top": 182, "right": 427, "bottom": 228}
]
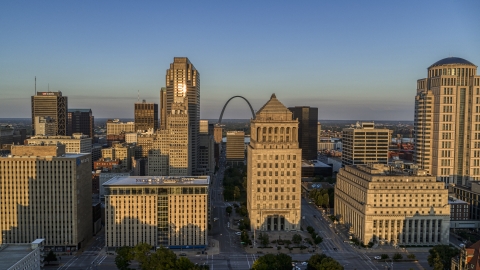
[{"left": 1, "top": 1, "right": 479, "bottom": 120}]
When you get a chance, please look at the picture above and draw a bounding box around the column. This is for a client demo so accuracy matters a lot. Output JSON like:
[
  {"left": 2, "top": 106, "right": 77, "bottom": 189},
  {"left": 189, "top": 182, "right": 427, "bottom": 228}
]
[
  {"left": 422, "top": 219, "right": 427, "bottom": 243},
  {"left": 416, "top": 219, "right": 421, "bottom": 244},
  {"left": 393, "top": 219, "right": 397, "bottom": 245},
  {"left": 433, "top": 219, "right": 438, "bottom": 243}
]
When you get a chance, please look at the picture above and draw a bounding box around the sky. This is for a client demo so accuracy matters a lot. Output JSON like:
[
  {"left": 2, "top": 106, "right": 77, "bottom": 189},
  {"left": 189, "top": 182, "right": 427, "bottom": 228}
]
[{"left": 1, "top": 1, "right": 479, "bottom": 121}]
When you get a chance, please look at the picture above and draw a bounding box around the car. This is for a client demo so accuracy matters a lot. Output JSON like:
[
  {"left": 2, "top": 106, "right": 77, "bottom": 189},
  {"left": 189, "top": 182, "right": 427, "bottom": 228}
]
[
  {"left": 301, "top": 262, "right": 308, "bottom": 265},
  {"left": 180, "top": 253, "right": 187, "bottom": 256},
  {"left": 329, "top": 224, "right": 333, "bottom": 227},
  {"left": 213, "top": 217, "right": 219, "bottom": 221},
  {"left": 374, "top": 256, "right": 381, "bottom": 260},
  {"left": 235, "top": 232, "right": 242, "bottom": 235}
]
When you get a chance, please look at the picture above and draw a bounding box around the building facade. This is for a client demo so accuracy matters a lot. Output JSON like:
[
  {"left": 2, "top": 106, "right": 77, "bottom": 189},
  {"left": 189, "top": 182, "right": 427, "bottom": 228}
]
[
  {"left": 26, "top": 134, "right": 92, "bottom": 154},
  {"left": 342, "top": 122, "right": 391, "bottom": 166},
  {"left": 134, "top": 101, "right": 158, "bottom": 132},
  {"left": 106, "top": 119, "right": 135, "bottom": 135},
  {"left": 34, "top": 116, "right": 56, "bottom": 136},
  {"left": 31, "top": 91, "right": 67, "bottom": 136},
  {"left": 226, "top": 131, "right": 245, "bottom": 166},
  {"left": 414, "top": 57, "right": 480, "bottom": 186},
  {"left": 102, "top": 143, "right": 136, "bottom": 170},
  {"left": 334, "top": 163, "right": 450, "bottom": 246},
  {"left": 103, "top": 176, "right": 209, "bottom": 250},
  {"left": 0, "top": 145, "right": 92, "bottom": 250},
  {"left": 288, "top": 106, "right": 318, "bottom": 160},
  {"left": 247, "top": 94, "right": 302, "bottom": 231},
  {"left": 67, "top": 108, "right": 94, "bottom": 138},
  {"left": 165, "top": 57, "right": 200, "bottom": 175}
]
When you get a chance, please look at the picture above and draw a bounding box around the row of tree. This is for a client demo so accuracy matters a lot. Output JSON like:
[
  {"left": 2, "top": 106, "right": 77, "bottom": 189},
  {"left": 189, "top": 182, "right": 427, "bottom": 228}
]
[
  {"left": 309, "top": 188, "right": 334, "bottom": 208},
  {"left": 223, "top": 165, "right": 247, "bottom": 202},
  {"left": 251, "top": 253, "right": 343, "bottom": 270},
  {"left": 115, "top": 243, "right": 208, "bottom": 270}
]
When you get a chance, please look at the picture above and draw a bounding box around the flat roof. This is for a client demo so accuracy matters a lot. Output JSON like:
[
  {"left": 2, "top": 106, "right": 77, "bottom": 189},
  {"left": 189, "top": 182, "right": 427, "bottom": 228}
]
[
  {"left": 103, "top": 175, "right": 210, "bottom": 187},
  {"left": 0, "top": 244, "right": 35, "bottom": 269},
  {"left": 302, "top": 160, "right": 331, "bottom": 168}
]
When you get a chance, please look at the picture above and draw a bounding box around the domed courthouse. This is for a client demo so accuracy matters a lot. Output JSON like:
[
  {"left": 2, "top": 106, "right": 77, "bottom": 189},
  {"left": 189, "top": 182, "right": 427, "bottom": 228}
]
[{"left": 414, "top": 57, "right": 480, "bottom": 186}]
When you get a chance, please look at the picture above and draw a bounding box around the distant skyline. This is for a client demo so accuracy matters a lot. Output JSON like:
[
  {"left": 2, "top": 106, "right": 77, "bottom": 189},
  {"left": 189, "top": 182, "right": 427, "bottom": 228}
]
[{"left": 1, "top": 1, "right": 479, "bottom": 120}]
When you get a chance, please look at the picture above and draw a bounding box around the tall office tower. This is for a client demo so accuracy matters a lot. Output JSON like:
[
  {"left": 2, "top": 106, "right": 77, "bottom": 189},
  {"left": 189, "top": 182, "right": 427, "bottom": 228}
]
[
  {"left": 104, "top": 176, "right": 209, "bottom": 250},
  {"left": 68, "top": 109, "right": 94, "bottom": 138},
  {"left": 148, "top": 100, "right": 190, "bottom": 176},
  {"left": 288, "top": 106, "right": 318, "bottom": 160},
  {"left": 165, "top": 57, "right": 200, "bottom": 175},
  {"left": 247, "top": 94, "right": 302, "bottom": 231},
  {"left": 160, "top": 87, "right": 167, "bottom": 130},
  {"left": 31, "top": 91, "right": 67, "bottom": 135},
  {"left": 0, "top": 145, "right": 92, "bottom": 249},
  {"left": 334, "top": 163, "right": 450, "bottom": 246},
  {"left": 226, "top": 131, "right": 245, "bottom": 166},
  {"left": 34, "top": 116, "right": 56, "bottom": 136},
  {"left": 134, "top": 100, "right": 159, "bottom": 132},
  {"left": 414, "top": 57, "right": 480, "bottom": 186},
  {"left": 342, "top": 122, "right": 391, "bottom": 166},
  {"left": 26, "top": 133, "right": 92, "bottom": 153}
]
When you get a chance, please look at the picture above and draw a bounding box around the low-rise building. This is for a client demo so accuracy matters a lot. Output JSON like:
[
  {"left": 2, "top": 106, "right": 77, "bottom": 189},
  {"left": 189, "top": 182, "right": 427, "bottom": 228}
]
[
  {"left": 103, "top": 176, "right": 209, "bottom": 250},
  {"left": 0, "top": 239, "right": 45, "bottom": 270},
  {"left": 335, "top": 163, "right": 450, "bottom": 246},
  {"left": 452, "top": 240, "right": 480, "bottom": 270},
  {"left": 26, "top": 134, "right": 92, "bottom": 153}
]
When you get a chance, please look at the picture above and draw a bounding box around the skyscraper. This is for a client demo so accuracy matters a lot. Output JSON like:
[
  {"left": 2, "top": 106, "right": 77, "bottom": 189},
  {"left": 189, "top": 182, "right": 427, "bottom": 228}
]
[
  {"left": 134, "top": 100, "right": 159, "bottom": 132},
  {"left": 342, "top": 122, "right": 391, "bottom": 166},
  {"left": 160, "top": 87, "right": 167, "bottom": 130},
  {"left": 68, "top": 108, "right": 94, "bottom": 138},
  {"left": 226, "top": 131, "right": 245, "bottom": 166},
  {"left": 414, "top": 57, "right": 480, "bottom": 185},
  {"left": 165, "top": 57, "right": 200, "bottom": 175},
  {"left": 31, "top": 91, "right": 67, "bottom": 135},
  {"left": 288, "top": 106, "right": 318, "bottom": 160},
  {"left": 247, "top": 94, "right": 302, "bottom": 231}
]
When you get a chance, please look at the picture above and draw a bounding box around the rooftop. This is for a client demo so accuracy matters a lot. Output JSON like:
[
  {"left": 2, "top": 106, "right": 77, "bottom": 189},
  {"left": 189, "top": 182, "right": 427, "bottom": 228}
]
[
  {"left": 429, "top": 57, "right": 476, "bottom": 68},
  {"left": 103, "top": 175, "right": 210, "bottom": 186},
  {"left": 0, "top": 244, "right": 36, "bottom": 270}
]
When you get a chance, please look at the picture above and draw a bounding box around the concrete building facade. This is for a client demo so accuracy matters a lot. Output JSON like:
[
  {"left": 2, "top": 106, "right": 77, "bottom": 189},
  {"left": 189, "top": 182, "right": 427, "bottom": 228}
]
[
  {"left": 247, "top": 94, "right": 302, "bottom": 231},
  {"left": 288, "top": 106, "right": 318, "bottom": 160},
  {"left": 414, "top": 57, "right": 480, "bottom": 186},
  {"left": 67, "top": 108, "right": 94, "bottom": 138},
  {"left": 342, "top": 122, "right": 391, "bottom": 166},
  {"left": 134, "top": 101, "right": 159, "bottom": 132},
  {"left": 334, "top": 163, "right": 450, "bottom": 246},
  {"left": 34, "top": 116, "right": 56, "bottom": 136},
  {"left": 226, "top": 131, "right": 245, "bottom": 166},
  {"left": 31, "top": 91, "right": 67, "bottom": 136},
  {"left": 103, "top": 176, "right": 209, "bottom": 250},
  {"left": 26, "top": 134, "right": 92, "bottom": 154},
  {"left": 102, "top": 143, "right": 136, "bottom": 170},
  {"left": 106, "top": 119, "right": 135, "bottom": 135},
  {"left": 165, "top": 57, "right": 200, "bottom": 175},
  {"left": 0, "top": 145, "right": 92, "bottom": 250}
]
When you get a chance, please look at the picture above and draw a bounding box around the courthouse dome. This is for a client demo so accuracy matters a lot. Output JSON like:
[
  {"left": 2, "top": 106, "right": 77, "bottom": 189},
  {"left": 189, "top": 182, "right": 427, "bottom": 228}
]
[{"left": 429, "top": 57, "right": 476, "bottom": 68}]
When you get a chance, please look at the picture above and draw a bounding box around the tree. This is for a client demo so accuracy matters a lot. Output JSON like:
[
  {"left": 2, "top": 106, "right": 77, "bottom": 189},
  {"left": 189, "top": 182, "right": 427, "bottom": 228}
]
[
  {"left": 45, "top": 250, "right": 58, "bottom": 265},
  {"left": 175, "top": 257, "right": 196, "bottom": 270},
  {"left": 258, "top": 232, "right": 270, "bottom": 247},
  {"left": 292, "top": 234, "right": 302, "bottom": 245},
  {"left": 115, "top": 246, "right": 134, "bottom": 270},
  {"left": 226, "top": 206, "right": 232, "bottom": 215},
  {"left": 381, "top": 254, "right": 389, "bottom": 259},
  {"left": 407, "top": 254, "right": 416, "bottom": 259},
  {"left": 393, "top": 253, "right": 403, "bottom": 260},
  {"left": 307, "top": 254, "right": 343, "bottom": 270},
  {"left": 307, "top": 226, "right": 315, "bottom": 234},
  {"left": 322, "top": 193, "right": 329, "bottom": 207},
  {"left": 234, "top": 186, "right": 241, "bottom": 201},
  {"left": 428, "top": 245, "right": 459, "bottom": 270},
  {"left": 252, "top": 253, "right": 292, "bottom": 270},
  {"left": 314, "top": 236, "right": 323, "bottom": 245}
]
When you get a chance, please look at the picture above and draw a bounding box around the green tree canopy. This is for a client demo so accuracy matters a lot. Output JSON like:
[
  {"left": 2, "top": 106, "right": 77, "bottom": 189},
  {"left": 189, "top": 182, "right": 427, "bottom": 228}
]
[
  {"left": 307, "top": 254, "right": 343, "bottom": 270},
  {"left": 428, "top": 245, "right": 459, "bottom": 270},
  {"left": 292, "top": 234, "right": 302, "bottom": 245},
  {"left": 251, "top": 253, "right": 292, "bottom": 270}
]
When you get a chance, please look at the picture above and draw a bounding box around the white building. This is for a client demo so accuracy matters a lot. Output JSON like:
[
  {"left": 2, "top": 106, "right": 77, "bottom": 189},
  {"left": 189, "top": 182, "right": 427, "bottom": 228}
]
[{"left": 26, "top": 134, "right": 92, "bottom": 154}]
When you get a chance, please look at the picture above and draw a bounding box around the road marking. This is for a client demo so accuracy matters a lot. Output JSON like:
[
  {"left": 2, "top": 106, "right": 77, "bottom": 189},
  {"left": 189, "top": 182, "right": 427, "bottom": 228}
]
[{"left": 245, "top": 254, "right": 250, "bottom": 269}]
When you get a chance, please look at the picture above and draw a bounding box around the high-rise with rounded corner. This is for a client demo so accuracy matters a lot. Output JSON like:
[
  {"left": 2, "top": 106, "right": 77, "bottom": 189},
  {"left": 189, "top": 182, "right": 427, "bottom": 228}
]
[{"left": 414, "top": 57, "right": 480, "bottom": 186}]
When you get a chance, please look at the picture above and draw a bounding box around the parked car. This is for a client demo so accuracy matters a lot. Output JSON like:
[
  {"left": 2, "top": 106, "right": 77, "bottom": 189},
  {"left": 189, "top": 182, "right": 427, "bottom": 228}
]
[
  {"left": 374, "top": 256, "right": 381, "bottom": 260},
  {"left": 235, "top": 232, "right": 242, "bottom": 235}
]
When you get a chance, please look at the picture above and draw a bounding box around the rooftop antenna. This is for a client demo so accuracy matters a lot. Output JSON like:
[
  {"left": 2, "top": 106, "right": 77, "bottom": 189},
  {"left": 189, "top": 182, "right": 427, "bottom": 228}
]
[
  {"left": 48, "top": 83, "right": 50, "bottom": 92},
  {"left": 35, "top": 76, "right": 36, "bottom": 95},
  {"left": 138, "top": 90, "right": 139, "bottom": 102}
]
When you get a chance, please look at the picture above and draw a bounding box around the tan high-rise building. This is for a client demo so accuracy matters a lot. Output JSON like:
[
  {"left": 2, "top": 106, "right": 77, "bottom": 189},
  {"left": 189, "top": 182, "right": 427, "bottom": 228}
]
[
  {"left": 160, "top": 87, "right": 167, "bottom": 130},
  {"left": 213, "top": 126, "right": 223, "bottom": 144},
  {"left": 31, "top": 91, "right": 67, "bottom": 136},
  {"left": 226, "top": 131, "right": 245, "bottom": 166},
  {"left": 0, "top": 145, "right": 92, "bottom": 249},
  {"left": 335, "top": 163, "right": 450, "bottom": 246},
  {"left": 102, "top": 143, "right": 135, "bottom": 170},
  {"left": 165, "top": 57, "right": 200, "bottom": 175},
  {"left": 342, "top": 122, "right": 391, "bottom": 166},
  {"left": 148, "top": 100, "right": 190, "bottom": 176},
  {"left": 104, "top": 175, "right": 209, "bottom": 250},
  {"left": 134, "top": 100, "right": 158, "bottom": 132},
  {"left": 247, "top": 94, "right": 302, "bottom": 231},
  {"left": 414, "top": 57, "right": 480, "bottom": 186}
]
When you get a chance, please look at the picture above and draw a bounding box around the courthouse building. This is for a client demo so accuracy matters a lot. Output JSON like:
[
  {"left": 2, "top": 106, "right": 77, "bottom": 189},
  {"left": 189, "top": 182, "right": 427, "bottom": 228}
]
[
  {"left": 335, "top": 163, "right": 450, "bottom": 246},
  {"left": 247, "top": 94, "right": 302, "bottom": 231},
  {"left": 103, "top": 176, "right": 209, "bottom": 250}
]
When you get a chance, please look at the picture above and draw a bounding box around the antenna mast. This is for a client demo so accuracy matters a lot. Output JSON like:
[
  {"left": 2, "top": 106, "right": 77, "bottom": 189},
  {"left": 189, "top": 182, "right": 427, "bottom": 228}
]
[
  {"left": 138, "top": 90, "right": 139, "bottom": 102},
  {"left": 35, "top": 76, "right": 36, "bottom": 94}
]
